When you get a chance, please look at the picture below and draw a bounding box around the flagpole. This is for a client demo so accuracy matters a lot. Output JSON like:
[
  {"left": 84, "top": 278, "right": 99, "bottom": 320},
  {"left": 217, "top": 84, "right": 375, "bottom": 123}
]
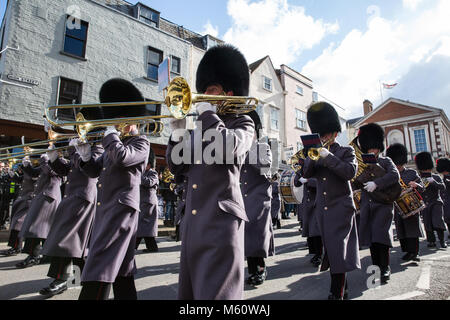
[{"left": 379, "top": 81, "right": 384, "bottom": 103}]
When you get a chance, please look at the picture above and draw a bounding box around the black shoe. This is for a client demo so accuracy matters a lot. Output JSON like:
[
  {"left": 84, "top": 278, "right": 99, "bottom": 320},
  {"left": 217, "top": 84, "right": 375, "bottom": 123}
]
[
  {"left": 402, "top": 253, "right": 413, "bottom": 261},
  {"left": 0, "top": 248, "right": 21, "bottom": 256},
  {"left": 251, "top": 268, "right": 267, "bottom": 286},
  {"left": 246, "top": 274, "right": 257, "bottom": 285},
  {"left": 440, "top": 241, "right": 448, "bottom": 249},
  {"left": 310, "top": 255, "right": 322, "bottom": 267},
  {"left": 39, "top": 280, "right": 67, "bottom": 296},
  {"left": 411, "top": 255, "right": 421, "bottom": 262},
  {"left": 276, "top": 220, "right": 281, "bottom": 229},
  {"left": 16, "top": 255, "right": 41, "bottom": 269},
  {"left": 427, "top": 242, "right": 437, "bottom": 248},
  {"left": 343, "top": 290, "right": 349, "bottom": 300},
  {"left": 328, "top": 293, "right": 343, "bottom": 300},
  {"left": 143, "top": 247, "right": 158, "bottom": 253},
  {"left": 380, "top": 266, "right": 391, "bottom": 284}
]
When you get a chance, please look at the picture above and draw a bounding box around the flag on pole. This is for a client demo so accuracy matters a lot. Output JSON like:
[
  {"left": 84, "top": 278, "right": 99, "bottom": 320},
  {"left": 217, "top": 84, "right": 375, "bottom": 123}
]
[{"left": 383, "top": 83, "right": 398, "bottom": 89}]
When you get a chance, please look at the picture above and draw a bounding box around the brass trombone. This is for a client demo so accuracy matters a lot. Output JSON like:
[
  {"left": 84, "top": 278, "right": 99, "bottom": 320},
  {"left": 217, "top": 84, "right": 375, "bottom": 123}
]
[
  {"left": 45, "top": 77, "right": 258, "bottom": 141},
  {"left": 307, "top": 138, "right": 334, "bottom": 161}
]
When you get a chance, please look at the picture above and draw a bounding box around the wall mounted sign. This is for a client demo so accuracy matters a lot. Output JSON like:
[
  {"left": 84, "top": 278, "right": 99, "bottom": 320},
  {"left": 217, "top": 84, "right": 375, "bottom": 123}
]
[{"left": 7, "top": 74, "right": 40, "bottom": 86}]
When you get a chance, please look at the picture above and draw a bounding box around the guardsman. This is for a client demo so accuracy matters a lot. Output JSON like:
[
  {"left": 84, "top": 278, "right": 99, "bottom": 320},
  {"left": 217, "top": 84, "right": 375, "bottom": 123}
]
[
  {"left": 16, "top": 154, "right": 62, "bottom": 268},
  {"left": 436, "top": 158, "right": 450, "bottom": 236},
  {"left": 386, "top": 144, "right": 424, "bottom": 262},
  {"left": 166, "top": 45, "right": 255, "bottom": 300},
  {"left": 37, "top": 137, "right": 103, "bottom": 297},
  {"left": 357, "top": 123, "right": 400, "bottom": 284},
  {"left": 76, "top": 79, "right": 150, "bottom": 300},
  {"left": 301, "top": 102, "right": 360, "bottom": 300},
  {"left": 415, "top": 152, "right": 447, "bottom": 249},
  {"left": 136, "top": 149, "right": 160, "bottom": 253},
  {"left": 1, "top": 162, "right": 37, "bottom": 256},
  {"left": 241, "top": 111, "right": 274, "bottom": 286}
]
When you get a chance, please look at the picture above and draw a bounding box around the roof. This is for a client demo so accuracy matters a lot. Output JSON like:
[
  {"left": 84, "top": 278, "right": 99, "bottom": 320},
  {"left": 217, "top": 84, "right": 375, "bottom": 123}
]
[
  {"left": 249, "top": 56, "right": 269, "bottom": 72},
  {"left": 346, "top": 117, "right": 363, "bottom": 127}
]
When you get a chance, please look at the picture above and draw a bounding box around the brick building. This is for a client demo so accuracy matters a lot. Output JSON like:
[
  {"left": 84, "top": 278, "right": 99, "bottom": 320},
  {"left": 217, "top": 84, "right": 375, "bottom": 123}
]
[{"left": 347, "top": 98, "right": 450, "bottom": 164}]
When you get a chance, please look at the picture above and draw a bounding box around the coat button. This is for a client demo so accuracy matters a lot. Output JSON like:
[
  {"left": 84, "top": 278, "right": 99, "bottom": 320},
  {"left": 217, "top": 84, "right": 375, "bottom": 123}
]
[
  {"left": 195, "top": 160, "right": 201, "bottom": 164},
  {"left": 98, "top": 184, "right": 102, "bottom": 188},
  {"left": 69, "top": 170, "right": 73, "bottom": 173},
  {"left": 323, "top": 192, "right": 327, "bottom": 195},
  {"left": 323, "top": 178, "right": 327, "bottom": 181},
  {"left": 244, "top": 170, "right": 247, "bottom": 173},
  {"left": 192, "top": 184, "right": 198, "bottom": 189},
  {"left": 192, "top": 210, "right": 197, "bottom": 215},
  {"left": 97, "top": 202, "right": 101, "bottom": 206},
  {"left": 324, "top": 207, "right": 328, "bottom": 211},
  {"left": 245, "top": 194, "right": 248, "bottom": 197},
  {"left": 64, "top": 195, "right": 68, "bottom": 198},
  {"left": 66, "top": 182, "right": 69, "bottom": 185},
  {"left": 244, "top": 182, "right": 248, "bottom": 185},
  {"left": 103, "top": 167, "right": 106, "bottom": 171}
]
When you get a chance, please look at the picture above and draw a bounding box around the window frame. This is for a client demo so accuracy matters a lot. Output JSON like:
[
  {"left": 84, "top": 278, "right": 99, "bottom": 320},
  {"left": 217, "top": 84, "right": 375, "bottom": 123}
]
[
  {"left": 170, "top": 55, "right": 181, "bottom": 76},
  {"left": 296, "top": 85, "right": 304, "bottom": 96},
  {"left": 263, "top": 76, "right": 273, "bottom": 92},
  {"left": 409, "top": 125, "right": 431, "bottom": 155},
  {"left": 138, "top": 5, "right": 159, "bottom": 28},
  {"left": 146, "top": 46, "right": 164, "bottom": 82},
  {"left": 312, "top": 91, "right": 319, "bottom": 102},
  {"left": 62, "top": 15, "right": 89, "bottom": 59},
  {"left": 295, "top": 109, "right": 307, "bottom": 130},
  {"left": 56, "top": 77, "right": 83, "bottom": 120},
  {"left": 270, "top": 107, "right": 279, "bottom": 131}
]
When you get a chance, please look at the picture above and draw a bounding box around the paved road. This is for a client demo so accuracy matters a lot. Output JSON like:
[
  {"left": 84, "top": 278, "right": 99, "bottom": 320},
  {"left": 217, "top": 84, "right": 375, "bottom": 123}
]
[{"left": 0, "top": 219, "right": 449, "bottom": 300}]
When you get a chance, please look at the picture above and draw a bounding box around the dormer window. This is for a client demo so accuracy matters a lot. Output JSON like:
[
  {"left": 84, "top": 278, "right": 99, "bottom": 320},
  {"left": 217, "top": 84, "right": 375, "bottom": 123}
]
[{"left": 139, "top": 5, "right": 159, "bottom": 28}]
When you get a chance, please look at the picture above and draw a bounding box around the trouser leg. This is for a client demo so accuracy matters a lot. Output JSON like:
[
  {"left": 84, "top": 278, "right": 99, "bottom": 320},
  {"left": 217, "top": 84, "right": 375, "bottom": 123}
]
[
  {"left": 330, "top": 273, "right": 346, "bottom": 299},
  {"left": 79, "top": 281, "right": 112, "bottom": 300},
  {"left": 112, "top": 276, "right": 137, "bottom": 300}
]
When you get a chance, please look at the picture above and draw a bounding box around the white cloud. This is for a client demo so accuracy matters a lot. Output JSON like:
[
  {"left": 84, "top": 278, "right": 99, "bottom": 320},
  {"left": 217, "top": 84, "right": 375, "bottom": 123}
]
[
  {"left": 302, "top": 0, "right": 450, "bottom": 118},
  {"left": 201, "top": 20, "right": 219, "bottom": 38},
  {"left": 222, "top": 0, "right": 338, "bottom": 66},
  {"left": 403, "top": 0, "right": 424, "bottom": 10}
]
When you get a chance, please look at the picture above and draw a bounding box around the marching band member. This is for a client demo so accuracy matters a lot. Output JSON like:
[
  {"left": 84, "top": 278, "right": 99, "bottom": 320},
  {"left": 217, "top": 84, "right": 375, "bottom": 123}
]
[
  {"left": 436, "top": 158, "right": 450, "bottom": 237},
  {"left": 415, "top": 152, "right": 447, "bottom": 249},
  {"left": 16, "top": 153, "right": 62, "bottom": 268},
  {"left": 38, "top": 137, "right": 103, "bottom": 297},
  {"left": 76, "top": 79, "right": 150, "bottom": 300},
  {"left": 302, "top": 102, "right": 360, "bottom": 300},
  {"left": 241, "top": 111, "right": 274, "bottom": 286},
  {"left": 136, "top": 149, "right": 160, "bottom": 253},
  {"left": 167, "top": 45, "right": 255, "bottom": 300},
  {"left": 358, "top": 123, "right": 400, "bottom": 284},
  {"left": 386, "top": 144, "right": 424, "bottom": 262},
  {"left": 1, "top": 161, "right": 37, "bottom": 256},
  {"left": 294, "top": 171, "right": 322, "bottom": 268},
  {"left": 172, "top": 175, "right": 187, "bottom": 242}
]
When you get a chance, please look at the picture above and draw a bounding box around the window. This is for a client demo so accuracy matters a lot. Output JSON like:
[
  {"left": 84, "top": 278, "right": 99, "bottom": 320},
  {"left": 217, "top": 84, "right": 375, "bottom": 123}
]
[
  {"left": 63, "top": 16, "right": 88, "bottom": 58},
  {"left": 414, "top": 129, "right": 428, "bottom": 153},
  {"left": 312, "top": 91, "right": 318, "bottom": 102},
  {"left": 296, "top": 85, "right": 304, "bottom": 95},
  {"left": 297, "top": 142, "right": 303, "bottom": 152},
  {"left": 147, "top": 47, "right": 163, "bottom": 81},
  {"left": 171, "top": 55, "right": 181, "bottom": 76},
  {"left": 296, "top": 109, "right": 307, "bottom": 130},
  {"left": 270, "top": 108, "right": 279, "bottom": 131},
  {"left": 263, "top": 76, "right": 272, "bottom": 92},
  {"left": 139, "top": 6, "right": 159, "bottom": 28},
  {"left": 144, "top": 99, "right": 161, "bottom": 117},
  {"left": 57, "top": 77, "right": 83, "bottom": 120}
]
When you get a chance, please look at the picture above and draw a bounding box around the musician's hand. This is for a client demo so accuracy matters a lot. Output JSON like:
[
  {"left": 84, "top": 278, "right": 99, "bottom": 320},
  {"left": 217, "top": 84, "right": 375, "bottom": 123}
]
[
  {"left": 300, "top": 177, "right": 308, "bottom": 184},
  {"left": 196, "top": 102, "right": 217, "bottom": 115},
  {"left": 364, "top": 181, "right": 377, "bottom": 193},
  {"left": 40, "top": 153, "right": 49, "bottom": 162},
  {"left": 104, "top": 126, "right": 119, "bottom": 137},
  {"left": 426, "top": 177, "right": 434, "bottom": 184},
  {"left": 408, "top": 181, "right": 419, "bottom": 189},
  {"left": 8, "top": 169, "right": 14, "bottom": 178},
  {"left": 75, "top": 143, "right": 92, "bottom": 162},
  {"left": 46, "top": 145, "right": 58, "bottom": 163},
  {"left": 22, "top": 156, "right": 31, "bottom": 167},
  {"left": 69, "top": 138, "right": 79, "bottom": 147},
  {"left": 319, "top": 148, "right": 331, "bottom": 158}
]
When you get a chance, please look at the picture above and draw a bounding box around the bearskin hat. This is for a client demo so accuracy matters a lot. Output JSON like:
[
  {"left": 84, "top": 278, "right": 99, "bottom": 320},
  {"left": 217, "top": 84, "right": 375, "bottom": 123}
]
[
  {"left": 386, "top": 143, "right": 408, "bottom": 166},
  {"left": 358, "top": 123, "right": 385, "bottom": 153},
  {"left": 415, "top": 152, "right": 434, "bottom": 171},
  {"left": 196, "top": 45, "right": 249, "bottom": 96},
  {"left": 99, "top": 78, "right": 147, "bottom": 119},
  {"left": 436, "top": 158, "right": 450, "bottom": 173},
  {"left": 307, "top": 102, "right": 342, "bottom": 136}
]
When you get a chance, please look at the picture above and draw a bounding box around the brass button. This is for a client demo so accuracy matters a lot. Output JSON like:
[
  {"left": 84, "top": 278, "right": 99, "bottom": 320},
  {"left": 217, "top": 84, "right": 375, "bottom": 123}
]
[
  {"left": 66, "top": 182, "right": 69, "bottom": 185},
  {"left": 324, "top": 207, "right": 328, "bottom": 211},
  {"left": 192, "top": 210, "right": 197, "bottom": 215},
  {"left": 97, "top": 202, "right": 101, "bottom": 206},
  {"left": 244, "top": 182, "right": 248, "bottom": 185},
  {"left": 323, "top": 192, "right": 327, "bottom": 195},
  {"left": 195, "top": 160, "right": 201, "bottom": 164},
  {"left": 69, "top": 170, "right": 73, "bottom": 173},
  {"left": 98, "top": 184, "right": 102, "bottom": 188},
  {"left": 103, "top": 167, "right": 106, "bottom": 171},
  {"left": 192, "top": 184, "right": 198, "bottom": 189},
  {"left": 64, "top": 195, "right": 67, "bottom": 198},
  {"left": 245, "top": 194, "right": 248, "bottom": 197},
  {"left": 244, "top": 170, "right": 247, "bottom": 173}
]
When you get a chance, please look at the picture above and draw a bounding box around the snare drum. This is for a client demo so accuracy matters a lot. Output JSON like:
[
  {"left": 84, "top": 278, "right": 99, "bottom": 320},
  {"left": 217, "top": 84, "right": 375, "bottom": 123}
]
[
  {"left": 353, "top": 189, "right": 362, "bottom": 215},
  {"left": 279, "top": 170, "right": 303, "bottom": 204},
  {"left": 394, "top": 188, "right": 426, "bottom": 219}
]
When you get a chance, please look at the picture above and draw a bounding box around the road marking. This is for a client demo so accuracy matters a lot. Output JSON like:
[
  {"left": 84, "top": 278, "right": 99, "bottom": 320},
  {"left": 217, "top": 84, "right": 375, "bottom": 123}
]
[
  {"left": 384, "top": 291, "right": 425, "bottom": 300},
  {"left": 416, "top": 261, "right": 432, "bottom": 290}
]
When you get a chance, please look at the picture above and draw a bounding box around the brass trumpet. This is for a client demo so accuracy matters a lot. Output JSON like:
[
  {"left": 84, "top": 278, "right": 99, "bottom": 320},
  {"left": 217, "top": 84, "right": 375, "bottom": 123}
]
[
  {"left": 307, "top": 138, "right": 333, "bottom": 161},
  {"left": 45, "top": 77, "right": 258, "bottom": 141}
]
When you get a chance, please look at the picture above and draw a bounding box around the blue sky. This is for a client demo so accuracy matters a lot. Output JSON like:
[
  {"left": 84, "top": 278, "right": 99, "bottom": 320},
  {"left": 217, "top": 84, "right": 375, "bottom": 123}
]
[{"left": 1, "top": 0, "right": 449, "bottom": 118}]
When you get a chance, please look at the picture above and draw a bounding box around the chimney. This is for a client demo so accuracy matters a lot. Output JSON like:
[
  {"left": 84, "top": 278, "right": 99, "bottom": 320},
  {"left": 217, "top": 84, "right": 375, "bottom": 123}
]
[{"left": 363, "top": 100, "right": 373, "bottom": 115}]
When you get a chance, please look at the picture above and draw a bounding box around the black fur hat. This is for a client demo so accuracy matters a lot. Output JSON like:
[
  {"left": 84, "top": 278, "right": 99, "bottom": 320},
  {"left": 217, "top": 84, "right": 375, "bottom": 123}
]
[
  {"left": 358, "top": 123, "right": 385, "bottom": 153},
  {"left": 386, "top": 143, "right": 408, "bottom": 166},
  {"left": 247, "top": 111, "right": 262, "bottom": 139},
  {"left": 196, "top": 45, "right": 249, "bottom": 96},
  {"left": 415, "top": 152, "right": 434, "bottom": 171},
  {"left": 99, "top": 79, "right": 147, "bottom": 119},
  {"left": 436, "top": 158, "right": 450, "bottom": 173},
  {"left": 307, "top": 102, "right": 342, "bottom": 136}
]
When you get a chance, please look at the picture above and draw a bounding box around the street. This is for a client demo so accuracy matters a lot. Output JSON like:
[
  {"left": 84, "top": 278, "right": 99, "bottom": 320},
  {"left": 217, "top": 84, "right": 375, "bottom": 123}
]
[{"left": 0, "top": 219, "right": 449, "bottom": 301}]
